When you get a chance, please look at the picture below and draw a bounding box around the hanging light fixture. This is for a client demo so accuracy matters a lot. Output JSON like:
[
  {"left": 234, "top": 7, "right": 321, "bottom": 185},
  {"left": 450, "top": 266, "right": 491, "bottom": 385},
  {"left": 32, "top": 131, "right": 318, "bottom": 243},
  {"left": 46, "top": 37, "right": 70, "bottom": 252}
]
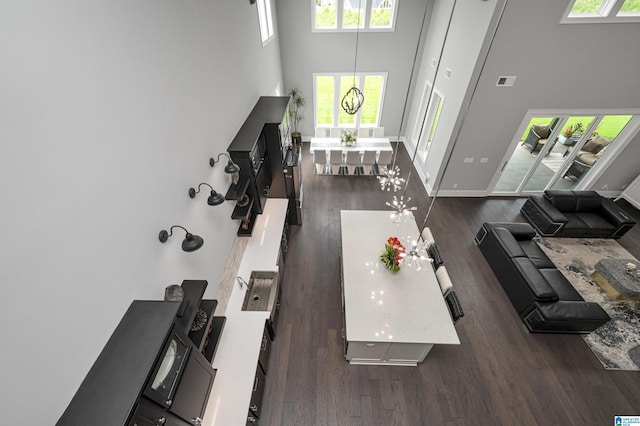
[
  {"left": 377, "top": 0, "right": 430, "bottom": 192},
  {"left": 378, "top": 165, "right": 405, "bottom": 192},
  {"left": 386, "top": 195, "right": 417, "bottom": 224},
  {"left": 341, "top": 0, "right": 364, "bottom": 116},
  {"left": 400, "top": 237, "right": 432, "bottom": 271}
]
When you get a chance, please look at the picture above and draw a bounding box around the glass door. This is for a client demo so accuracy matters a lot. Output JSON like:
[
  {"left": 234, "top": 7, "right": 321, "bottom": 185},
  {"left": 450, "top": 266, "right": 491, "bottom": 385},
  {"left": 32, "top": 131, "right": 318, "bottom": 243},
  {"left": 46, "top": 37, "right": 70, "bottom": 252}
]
[
  {"left": 492, "top": 113, "right": 633, "bottom": 195},
  {"left": 522, "top": 115, "right": 596, "bottom": 192},
  {"left": 550, "top": 114, "right": 633, "bottom": 190}
]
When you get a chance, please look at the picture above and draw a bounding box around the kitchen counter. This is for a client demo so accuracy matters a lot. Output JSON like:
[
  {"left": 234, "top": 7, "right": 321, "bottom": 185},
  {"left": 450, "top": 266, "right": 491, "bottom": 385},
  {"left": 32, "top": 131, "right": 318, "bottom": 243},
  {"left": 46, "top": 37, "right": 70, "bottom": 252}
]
[{"left": 203, "top": 198, "right": 288, "bottom": 426}]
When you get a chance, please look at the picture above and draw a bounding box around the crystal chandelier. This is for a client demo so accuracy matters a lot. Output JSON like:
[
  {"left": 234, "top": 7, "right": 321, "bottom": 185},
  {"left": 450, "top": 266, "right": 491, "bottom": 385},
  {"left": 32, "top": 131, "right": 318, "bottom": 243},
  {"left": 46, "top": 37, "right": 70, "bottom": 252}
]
[
  {"left": 378, "top": 165, "right": 405, "bottom": 192},
  {"left": 400, "top": 237, "right": 432, "bottom": 271},
  {"left": 386, "top": 195, "right": 417, "bottom": 224}
]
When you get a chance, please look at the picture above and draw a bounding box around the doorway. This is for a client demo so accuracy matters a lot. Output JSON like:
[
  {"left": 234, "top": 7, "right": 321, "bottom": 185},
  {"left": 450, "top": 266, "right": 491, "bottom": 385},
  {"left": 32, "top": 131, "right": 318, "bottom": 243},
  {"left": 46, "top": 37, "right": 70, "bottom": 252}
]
[{"left": 492, "top": 112, "right": 634, "bottom": 195}]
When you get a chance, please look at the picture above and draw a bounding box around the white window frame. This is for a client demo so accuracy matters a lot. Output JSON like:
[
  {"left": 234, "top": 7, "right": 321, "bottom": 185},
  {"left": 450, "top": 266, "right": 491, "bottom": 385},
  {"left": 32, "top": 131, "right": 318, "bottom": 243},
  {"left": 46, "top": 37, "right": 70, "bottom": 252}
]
[
  {"left": 416, "top": 85, "right": 444, "bottom": 162},
  {"left": 561, "top": 0, "right": 640, "bottom": 23},
  {"left": 313, "top": 72, "right": 387, "bottom": 128},
  {"left": 257, "top": 0, "right": 275, "bottom": 46},
  {"left": 311, "top": 0, "right": 398, "bottom": 32}
]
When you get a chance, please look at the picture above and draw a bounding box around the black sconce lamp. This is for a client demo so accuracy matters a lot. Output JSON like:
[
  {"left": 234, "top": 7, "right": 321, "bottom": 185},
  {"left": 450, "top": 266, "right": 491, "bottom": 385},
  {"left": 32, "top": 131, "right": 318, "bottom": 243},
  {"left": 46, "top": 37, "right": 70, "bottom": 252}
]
[
  {"left": 189, "top": 183, "right": 225, "bottom": 206},
  {"left": 158, "top": 225, "right": 204, "bottom": 252},
  {"left": 209, "top": 153, "right": 241, "bottom": 186}
]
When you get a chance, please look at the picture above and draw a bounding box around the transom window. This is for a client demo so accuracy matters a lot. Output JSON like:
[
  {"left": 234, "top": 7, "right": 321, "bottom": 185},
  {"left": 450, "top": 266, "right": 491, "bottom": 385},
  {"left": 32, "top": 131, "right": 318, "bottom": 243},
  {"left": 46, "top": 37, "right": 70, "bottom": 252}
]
[
  {"left": 257, "top": 0, "right": 275, "bottom": 45},
  {"left": 314, "top": 73, "right": 387, "bottom": 127},
  {"left": 562, "top": 0, "right": 640, "bottom": 23},
  {"left": 312, "top": 0, "right": 398, "bottom": 32}
]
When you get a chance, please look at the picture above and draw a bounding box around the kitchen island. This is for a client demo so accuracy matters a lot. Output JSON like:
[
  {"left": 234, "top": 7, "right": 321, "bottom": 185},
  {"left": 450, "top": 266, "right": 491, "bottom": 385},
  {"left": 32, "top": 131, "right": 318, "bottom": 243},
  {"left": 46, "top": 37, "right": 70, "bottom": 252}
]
[{"left": 340, "top": 210, "right": 460, "bottom": 366}]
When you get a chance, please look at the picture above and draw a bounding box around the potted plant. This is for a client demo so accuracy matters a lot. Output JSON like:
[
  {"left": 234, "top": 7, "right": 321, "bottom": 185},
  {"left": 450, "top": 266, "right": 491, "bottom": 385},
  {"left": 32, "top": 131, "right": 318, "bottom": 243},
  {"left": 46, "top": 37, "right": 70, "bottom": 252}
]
[
  {"left": 288, "top": 88, "right": 305, "bottom": 146},
  {"left": 562, "top": 122, "right": 584, "bottom": 138},
  {"left": 340, "top": 129, "right": 357, "bottom": 146}
]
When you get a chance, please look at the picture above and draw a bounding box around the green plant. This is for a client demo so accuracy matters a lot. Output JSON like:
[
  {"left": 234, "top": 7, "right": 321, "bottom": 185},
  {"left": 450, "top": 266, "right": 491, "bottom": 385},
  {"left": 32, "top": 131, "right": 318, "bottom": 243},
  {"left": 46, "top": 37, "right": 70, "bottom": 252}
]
[
  {"left": 562, "top": 122, "right": 584, "bottom": 138},
  {"left": 288, "top": 88, "right": 305, "bottom": 135}
]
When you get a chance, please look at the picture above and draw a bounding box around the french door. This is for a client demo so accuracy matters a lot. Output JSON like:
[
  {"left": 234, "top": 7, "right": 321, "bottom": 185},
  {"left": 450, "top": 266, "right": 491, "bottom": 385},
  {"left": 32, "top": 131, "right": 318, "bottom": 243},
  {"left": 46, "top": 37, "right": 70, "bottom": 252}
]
[{"left": 491, "top": 111, "right": 636, "bottom": 195}]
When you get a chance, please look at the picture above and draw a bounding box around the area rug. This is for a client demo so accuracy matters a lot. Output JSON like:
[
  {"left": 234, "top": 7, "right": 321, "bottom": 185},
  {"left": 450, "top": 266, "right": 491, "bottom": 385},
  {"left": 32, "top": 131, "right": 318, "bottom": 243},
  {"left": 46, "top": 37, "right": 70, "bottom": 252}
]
[{"left": 537, "top": 237, "right": 640, "bottom": 370}]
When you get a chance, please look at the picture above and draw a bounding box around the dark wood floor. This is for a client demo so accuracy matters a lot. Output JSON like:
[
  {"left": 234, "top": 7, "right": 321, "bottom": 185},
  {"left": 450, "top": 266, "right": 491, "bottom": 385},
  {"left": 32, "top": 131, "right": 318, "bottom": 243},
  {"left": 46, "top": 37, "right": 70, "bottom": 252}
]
[{"left": 260, "top": 142, "right": 640, "bottom": 425}]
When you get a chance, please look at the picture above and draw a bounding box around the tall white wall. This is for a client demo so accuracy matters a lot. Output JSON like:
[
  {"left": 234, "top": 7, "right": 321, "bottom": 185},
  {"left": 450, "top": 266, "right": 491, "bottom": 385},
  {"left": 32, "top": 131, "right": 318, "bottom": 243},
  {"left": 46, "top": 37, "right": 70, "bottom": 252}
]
[
  {"left": 276, "top": 0, "right": 429, "bottom": 138},
  {"left": 0, "top": 1, "right": 282, "bottom": 424},
  {"left": 432, "top": 0, "right": 640, "bottom": 193}
]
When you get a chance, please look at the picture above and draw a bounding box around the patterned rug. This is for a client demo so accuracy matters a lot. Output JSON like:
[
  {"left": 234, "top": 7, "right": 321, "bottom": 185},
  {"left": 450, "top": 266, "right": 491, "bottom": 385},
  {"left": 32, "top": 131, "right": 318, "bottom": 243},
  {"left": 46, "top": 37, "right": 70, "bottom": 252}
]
[{"left": 537, "top": 237, "right": 640, "bottom": 370}]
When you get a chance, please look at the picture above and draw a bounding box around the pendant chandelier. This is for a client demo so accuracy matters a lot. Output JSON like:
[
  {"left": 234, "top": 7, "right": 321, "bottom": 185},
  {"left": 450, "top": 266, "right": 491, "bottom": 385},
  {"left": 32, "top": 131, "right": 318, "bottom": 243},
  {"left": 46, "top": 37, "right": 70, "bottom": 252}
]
[
  {"left": 377, "top": 0, "right": 429, "bottom": 193},
  {"left": 381, "top": 0, "right": 432, "bottom": 270},
  {"left": 341, "top": 0, "right": 364, "bottom": 116}
]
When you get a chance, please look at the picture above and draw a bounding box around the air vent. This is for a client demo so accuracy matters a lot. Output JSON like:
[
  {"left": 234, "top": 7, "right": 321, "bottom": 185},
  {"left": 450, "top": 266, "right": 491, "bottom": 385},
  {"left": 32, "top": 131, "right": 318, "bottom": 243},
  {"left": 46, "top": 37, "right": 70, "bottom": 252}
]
[{"left": 496, "top": 76, "right": 516, "bottom": 87}]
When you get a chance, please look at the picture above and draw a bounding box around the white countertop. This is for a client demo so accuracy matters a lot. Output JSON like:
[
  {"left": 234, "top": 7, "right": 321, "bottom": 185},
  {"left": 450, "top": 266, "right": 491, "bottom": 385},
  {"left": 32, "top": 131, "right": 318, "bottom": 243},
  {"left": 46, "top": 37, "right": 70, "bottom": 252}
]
[
  {"left": 340, "top": 210, "right": 459, "bottom": 345},
  {"left": 203, "top": 198, "right": 288, "bottom": 426},
  {"left": 309, "top": 137, "right": 393, "bottom": 152}
]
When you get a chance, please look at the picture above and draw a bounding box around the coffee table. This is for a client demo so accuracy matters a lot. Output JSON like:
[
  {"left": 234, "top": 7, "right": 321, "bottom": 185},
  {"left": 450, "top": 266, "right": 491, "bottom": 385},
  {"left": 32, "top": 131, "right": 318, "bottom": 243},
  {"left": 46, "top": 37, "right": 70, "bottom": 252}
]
[{"left": 591, "top": 258, "right": 640, "bottom": 301}]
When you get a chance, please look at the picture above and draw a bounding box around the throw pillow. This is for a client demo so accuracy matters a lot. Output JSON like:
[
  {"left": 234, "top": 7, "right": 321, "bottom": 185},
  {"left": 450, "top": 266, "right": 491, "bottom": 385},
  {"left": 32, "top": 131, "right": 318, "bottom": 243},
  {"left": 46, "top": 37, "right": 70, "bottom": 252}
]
[
  {"left": 582, "top": 139, "right": 603, "bottom": 153},
  {"left": 591, "top": 134, "right": 612, "bottom": 147},
  {"left": 531, "top": 124, "right": 550, "bottom": 139}
]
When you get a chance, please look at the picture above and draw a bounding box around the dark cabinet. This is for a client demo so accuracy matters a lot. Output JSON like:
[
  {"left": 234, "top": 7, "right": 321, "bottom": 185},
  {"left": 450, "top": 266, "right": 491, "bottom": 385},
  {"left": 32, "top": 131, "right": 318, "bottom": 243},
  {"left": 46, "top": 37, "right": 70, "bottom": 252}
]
[
  {"left": 249, "top": 365, "right": 266, "bottom": 418},
  {"left": 227, "top": 96, "right": 292, "bottom": 236},
  {"left": 258, "top": 320, "right": 272, "bottom": 375},
  {"left": 170, "top": 349, "right": 216, "bottom": 425},
  {"left": 57, "top": 281, "right": 218, "bottom": 426}
]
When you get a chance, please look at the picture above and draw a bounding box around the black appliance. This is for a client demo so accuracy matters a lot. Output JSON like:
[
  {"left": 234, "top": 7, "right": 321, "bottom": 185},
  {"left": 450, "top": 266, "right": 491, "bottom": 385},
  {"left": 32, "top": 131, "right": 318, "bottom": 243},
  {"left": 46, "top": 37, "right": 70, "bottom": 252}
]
[
  {"left": 283, "top": 146, "right": 303, "bottom": 225},
  {"left": 57, "top": 281, "right": 220, "bottom": 426},
  {"left": 140, "top": 326, "right": 215, "bottom": 425}
]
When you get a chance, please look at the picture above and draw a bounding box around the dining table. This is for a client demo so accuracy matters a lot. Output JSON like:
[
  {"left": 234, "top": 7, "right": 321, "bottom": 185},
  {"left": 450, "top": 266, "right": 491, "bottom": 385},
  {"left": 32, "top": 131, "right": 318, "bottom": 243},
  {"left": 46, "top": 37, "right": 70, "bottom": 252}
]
[{"left": 309, "top": 137, "right": 393, "bottom": 153}]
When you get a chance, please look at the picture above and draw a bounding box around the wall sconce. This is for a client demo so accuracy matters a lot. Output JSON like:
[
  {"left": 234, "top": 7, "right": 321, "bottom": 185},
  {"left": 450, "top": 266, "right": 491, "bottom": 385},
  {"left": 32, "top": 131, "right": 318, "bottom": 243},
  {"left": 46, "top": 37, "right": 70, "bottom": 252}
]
[
  {"left": 189, "top": 183, "right": 225, "bottom": 206},
  {"left": 158, "top": 225, "right": 204, "bottom": 252},
  {"left": 209, "top": 153, "right": 241, "bottom": 186}
]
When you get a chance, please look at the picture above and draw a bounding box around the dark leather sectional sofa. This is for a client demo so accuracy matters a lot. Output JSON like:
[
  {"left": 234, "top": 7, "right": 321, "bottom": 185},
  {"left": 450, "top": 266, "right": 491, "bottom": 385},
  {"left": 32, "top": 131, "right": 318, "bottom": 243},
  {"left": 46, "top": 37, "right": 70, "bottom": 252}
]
[
  {"left": 475, "top": 222, "right": 610, "bottom": 333},
  {"left": 521, "top": 190, "right": 635, "bottom": 238}
]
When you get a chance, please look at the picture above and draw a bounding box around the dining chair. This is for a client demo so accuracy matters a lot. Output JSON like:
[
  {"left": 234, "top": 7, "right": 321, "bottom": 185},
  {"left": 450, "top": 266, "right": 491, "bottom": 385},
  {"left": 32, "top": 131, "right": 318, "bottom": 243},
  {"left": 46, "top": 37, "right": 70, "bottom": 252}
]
[
  {"left": 357, "top": 128, "right": 370, "bottom": 138},
  {"left": 329, "top": 149, "right": 344, "bottom": 175},
  {"left": 376, "top": 150, "right": 393, "bottom": 174},
  {"left": 345, "top": 150, "right": 361, "bottom": 175},
  {"left": 315, "top": 128, "right": 329, "bottom": 138},
  {"left": 421, "top": 228, "right": 435, "bottom": 247},
  {"left": 444, "top": 290, "right": 465, "bottom": 323},
  {"left": 313, "top": 149, "right": 328, "bottom": 174},
  {"left": 372, "top": 127, "right": 385, "bottom": 138},
  {"left": 360, "top": 150, "right": 377, "bottom": 175},
  {"left": 330, "top": 128, "right": 342, "bottom": 138},
  {"left": 435, "top": 265, "right": 453, "bottom": 296}
]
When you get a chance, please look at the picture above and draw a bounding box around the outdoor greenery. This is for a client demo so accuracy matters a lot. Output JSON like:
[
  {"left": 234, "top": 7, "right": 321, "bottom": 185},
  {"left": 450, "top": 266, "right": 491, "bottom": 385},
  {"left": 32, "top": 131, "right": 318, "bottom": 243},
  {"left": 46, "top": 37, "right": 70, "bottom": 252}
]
[
  {"left": 521, "top": 115, "right": 633, "bottom": 141},
  {"left": 315, "top": 5, "right": 392, "bottom": 28},
  {"left": 316, "top": 75, "right": 382, "bottom": 126},
  {"left": 570, "top": 0, "right": 640, "bottom": 14}
]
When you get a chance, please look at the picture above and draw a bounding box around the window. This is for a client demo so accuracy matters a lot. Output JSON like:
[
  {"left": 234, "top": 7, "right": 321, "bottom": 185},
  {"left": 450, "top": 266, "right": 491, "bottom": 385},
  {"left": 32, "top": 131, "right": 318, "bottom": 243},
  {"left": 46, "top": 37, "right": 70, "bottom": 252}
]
[
  {"left": 257, "top": 0, "right": 274, "bottom": 45},
  {"left": 416, "top": 87, "right": 444, "bottom": 160},
  {"left": 562, "top": 0, "right": 640, "bottom": 23},
  {"left": 312, "top": 0, "right": 398, "bottom": 32},
  {"left": 314, "top": 73, "right": 386, "bottom": 127}
]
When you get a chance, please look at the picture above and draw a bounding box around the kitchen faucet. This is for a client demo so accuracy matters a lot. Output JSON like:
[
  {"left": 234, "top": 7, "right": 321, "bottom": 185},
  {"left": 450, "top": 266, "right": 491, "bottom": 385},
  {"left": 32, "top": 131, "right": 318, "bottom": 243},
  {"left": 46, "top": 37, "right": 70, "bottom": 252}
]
[{"left": 237, "top": 276, "right": 248, "bottom": 290}]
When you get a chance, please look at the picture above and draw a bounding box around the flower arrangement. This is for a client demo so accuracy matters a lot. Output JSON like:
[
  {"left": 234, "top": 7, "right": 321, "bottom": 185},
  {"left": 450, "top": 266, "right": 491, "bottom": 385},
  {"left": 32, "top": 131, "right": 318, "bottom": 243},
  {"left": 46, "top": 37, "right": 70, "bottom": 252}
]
[
  {"left": 562, "top": 122, "right": 584, "bottom": 138},
  {"left": 380, "top": 237, "right": 405, "bottom": 272},
  {"left": 340, "top": 129, "right": 357, "bottom": 146}
]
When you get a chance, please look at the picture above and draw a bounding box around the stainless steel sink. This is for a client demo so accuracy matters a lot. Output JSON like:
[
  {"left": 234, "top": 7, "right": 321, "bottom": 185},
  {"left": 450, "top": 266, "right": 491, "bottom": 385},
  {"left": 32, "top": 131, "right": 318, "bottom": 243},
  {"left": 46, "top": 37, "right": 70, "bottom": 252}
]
[{"left": 241, "top": 271, "right": 279, "bottom": 313}]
